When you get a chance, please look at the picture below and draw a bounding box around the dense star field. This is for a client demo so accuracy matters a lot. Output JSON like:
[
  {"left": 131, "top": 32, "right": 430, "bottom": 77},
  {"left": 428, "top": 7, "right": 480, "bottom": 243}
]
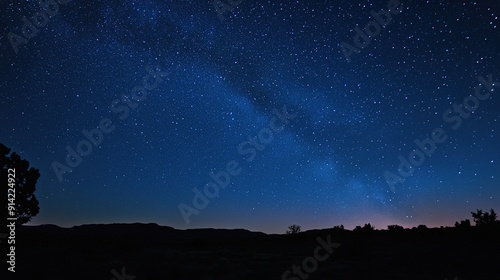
[{"left": 0, "top": 0, "right": 499, "bottom": 233}]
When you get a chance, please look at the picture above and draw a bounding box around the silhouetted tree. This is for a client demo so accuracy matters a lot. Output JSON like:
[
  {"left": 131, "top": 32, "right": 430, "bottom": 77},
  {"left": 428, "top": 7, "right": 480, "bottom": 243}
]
[
  {"left": 332, "top": 225, "right": 344, "bottom": 230},
  {"left": 416, "top": 224, "right": 428, "bottom": 230},
  {"left": 471, "top": 209, "right": 498, "bottom": 226},
  {"left": 286, "top": 224, "right": 301, "bottom": 234},
  {"left": 363, "top": 223, "right": 375, "bottom": 230},
  {"left": 387, "top": 225, "right": 404, "bottom": 231},
  {"left": 454, "top": 219, "right": 471, "bottom": 228},
  {"left": 1, "top": 143, "right": 40, "bottom": 225},
  {"left": 354, "top": 223, "right": 375, "bottom": 232}
]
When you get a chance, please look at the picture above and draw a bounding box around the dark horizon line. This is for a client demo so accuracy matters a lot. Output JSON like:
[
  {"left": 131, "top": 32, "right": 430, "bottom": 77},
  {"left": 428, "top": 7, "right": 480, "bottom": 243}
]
[{"left": 21, "top": 220, "right": 489, "bottom": 234}]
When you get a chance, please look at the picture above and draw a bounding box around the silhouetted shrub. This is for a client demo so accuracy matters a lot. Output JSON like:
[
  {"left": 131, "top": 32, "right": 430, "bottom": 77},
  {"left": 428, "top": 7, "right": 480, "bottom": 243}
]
[
  {"left": 332, "top": 225, "right": 344, "bottom": 230},
  {"left": 416, "top": 224, "right": 428, "bottom": 230},
  {"left": 387, "top": 225, "right": 404, "bottom": 231},
  {"left": 354, "top": 223, "right": 375, "bottom": 232}
]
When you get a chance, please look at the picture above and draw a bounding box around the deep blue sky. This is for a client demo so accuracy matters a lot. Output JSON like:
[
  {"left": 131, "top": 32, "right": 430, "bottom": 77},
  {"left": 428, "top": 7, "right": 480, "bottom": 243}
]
[{"left": 0, "top": 0, "right": 499, "bottom": 233}]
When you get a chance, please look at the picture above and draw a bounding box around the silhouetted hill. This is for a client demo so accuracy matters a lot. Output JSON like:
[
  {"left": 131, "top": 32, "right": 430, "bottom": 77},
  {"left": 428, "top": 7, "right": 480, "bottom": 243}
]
[
  {"left": 21, "top": 223, "right": 265, "bottom": 240},
  {"left": 9, "top": 224, "right": 500, "bottom": 279}
]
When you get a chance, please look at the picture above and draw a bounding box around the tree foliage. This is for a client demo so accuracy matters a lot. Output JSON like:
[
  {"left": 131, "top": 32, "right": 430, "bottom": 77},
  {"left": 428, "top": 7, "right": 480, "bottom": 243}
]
[
  {"left": 1, "top": 143, "right": 40, "bottom": 225},
  {"left": 471, "top": 209, "right": 498, "bottom": 226}
]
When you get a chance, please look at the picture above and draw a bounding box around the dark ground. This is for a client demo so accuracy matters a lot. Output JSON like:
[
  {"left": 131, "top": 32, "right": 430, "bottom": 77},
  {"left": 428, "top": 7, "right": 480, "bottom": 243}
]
[{"left": 3, "top": 223, "right": 500, "bottom": 280}]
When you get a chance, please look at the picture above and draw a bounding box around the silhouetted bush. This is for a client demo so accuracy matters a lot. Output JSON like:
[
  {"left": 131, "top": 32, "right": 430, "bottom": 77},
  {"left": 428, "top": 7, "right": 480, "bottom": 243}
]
[
  {"left": 332, "top": 225, "right": 344, "bottom": 230},
  {"left": 354, "top": 223, "right": 374, "bottom": 232},
  {"left": 387, "top": 225, "right": 404, "bottom": 231},
  {"left": 416, "top": 225, "right": 428, "bottom": 230}
]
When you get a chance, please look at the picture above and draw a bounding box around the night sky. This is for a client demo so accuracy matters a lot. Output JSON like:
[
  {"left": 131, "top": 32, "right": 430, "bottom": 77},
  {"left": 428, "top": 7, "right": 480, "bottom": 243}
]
[{"left": 0, "top": 0, "right": 499, "bottom": 234}]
